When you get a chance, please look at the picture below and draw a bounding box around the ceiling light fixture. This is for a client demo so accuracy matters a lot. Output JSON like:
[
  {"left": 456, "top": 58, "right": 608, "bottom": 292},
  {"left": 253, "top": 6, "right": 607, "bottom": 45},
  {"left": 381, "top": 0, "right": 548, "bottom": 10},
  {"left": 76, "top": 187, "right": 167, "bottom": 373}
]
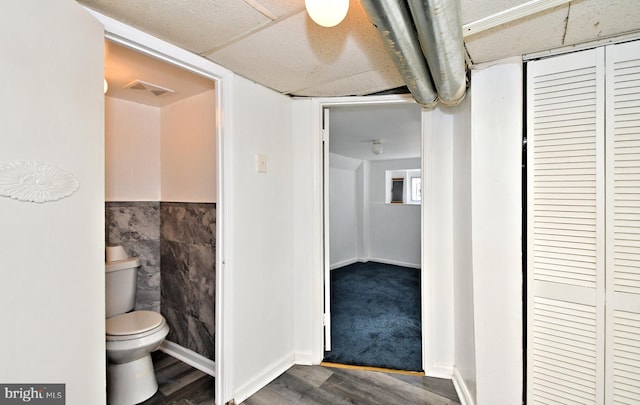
[
  {"left": 305, "top": 0, "right": 349, "bottom": 28},
  {"left": 372, "top": 139, "right": 383, "bottom": 155}
]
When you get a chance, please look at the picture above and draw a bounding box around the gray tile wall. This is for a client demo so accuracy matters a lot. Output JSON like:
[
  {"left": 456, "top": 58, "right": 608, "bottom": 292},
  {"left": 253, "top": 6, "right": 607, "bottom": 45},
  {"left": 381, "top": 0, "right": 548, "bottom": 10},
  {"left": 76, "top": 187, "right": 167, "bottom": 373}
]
[
  {"left": 105, "top": 201, "right": 216, "bottom": 361},
  {"left": 160, "top": 202, "right": 216, "bottom": 361},
  {"left": 106, "top": 202, "right": 161, "bottom": 312}
]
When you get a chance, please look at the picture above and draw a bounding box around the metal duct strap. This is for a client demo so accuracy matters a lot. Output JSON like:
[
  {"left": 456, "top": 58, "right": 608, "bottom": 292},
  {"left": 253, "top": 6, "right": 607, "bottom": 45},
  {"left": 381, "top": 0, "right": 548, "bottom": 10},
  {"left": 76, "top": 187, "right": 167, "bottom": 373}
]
[{"left": 362, "top": 0, "right": 467, "bottom": 107}]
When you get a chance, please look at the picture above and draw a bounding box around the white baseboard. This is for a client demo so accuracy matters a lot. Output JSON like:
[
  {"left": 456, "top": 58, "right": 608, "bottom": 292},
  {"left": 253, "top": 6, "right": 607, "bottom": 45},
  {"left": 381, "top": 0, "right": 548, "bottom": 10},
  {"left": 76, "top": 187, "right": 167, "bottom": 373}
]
[
  {"left": 234, "top": 352, "right": 295, "bottom": 404},
  {"left": 367, "top": 257, "right": 421, "bottom": 269},
  {"left": 424, "top": 363, "right": 453, "bottom": 379},
  {"left": 160, "top": 340, "right": 215, "bottom": 377},
  {"left": 452, "top": 367, "right": 475, "bottom": 405},
  {"left": 330, "top": 258, "right": 359, "bottom": 270},
  {"left": 294, "top": 351, "right": 315, "bottom": 366}
]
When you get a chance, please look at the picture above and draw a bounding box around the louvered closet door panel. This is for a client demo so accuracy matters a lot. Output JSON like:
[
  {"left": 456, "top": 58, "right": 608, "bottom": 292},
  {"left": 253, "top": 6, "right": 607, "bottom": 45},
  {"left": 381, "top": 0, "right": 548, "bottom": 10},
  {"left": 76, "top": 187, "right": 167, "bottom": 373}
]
[
  {"left": 527, "top": 48, "right": 606, "bottom": 404},
  {"left": 606, "top": 40, "right": 640, "bottom": 405}
]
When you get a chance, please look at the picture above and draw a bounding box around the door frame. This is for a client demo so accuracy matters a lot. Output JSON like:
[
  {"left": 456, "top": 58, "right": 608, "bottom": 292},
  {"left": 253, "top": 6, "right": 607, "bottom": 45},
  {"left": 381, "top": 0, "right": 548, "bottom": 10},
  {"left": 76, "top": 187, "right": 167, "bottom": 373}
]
[
  {"left": 311, "top": 94, "right": 434, "bottom": 374},
  {"left": 84, "top": 9, "right": 234, "bottom": 405}
]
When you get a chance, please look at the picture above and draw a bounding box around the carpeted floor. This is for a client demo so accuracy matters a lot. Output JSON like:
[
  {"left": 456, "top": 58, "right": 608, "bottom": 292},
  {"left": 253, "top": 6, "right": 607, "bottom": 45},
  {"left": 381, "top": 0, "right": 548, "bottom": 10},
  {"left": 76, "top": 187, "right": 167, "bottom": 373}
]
[{"left": 323, "top": 261, "right": 423, "bottom": 372}]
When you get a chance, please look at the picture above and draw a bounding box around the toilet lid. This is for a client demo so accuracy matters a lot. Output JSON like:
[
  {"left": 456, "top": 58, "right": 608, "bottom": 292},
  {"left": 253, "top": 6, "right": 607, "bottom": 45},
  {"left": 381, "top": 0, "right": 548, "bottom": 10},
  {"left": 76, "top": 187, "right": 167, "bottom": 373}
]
[{"left": 106, "top": 311, "right": 164, "bottom": 336}]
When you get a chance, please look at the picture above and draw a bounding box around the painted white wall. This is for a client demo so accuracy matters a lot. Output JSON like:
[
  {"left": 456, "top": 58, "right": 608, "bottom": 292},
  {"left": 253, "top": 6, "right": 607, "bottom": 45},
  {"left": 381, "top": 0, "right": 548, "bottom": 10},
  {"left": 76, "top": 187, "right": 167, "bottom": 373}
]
[
  {"left": 229, "top": 75, "right": 295, "bottom": 403},
  {"left": 0, "top": 1, "right": 106, "bottom": 403},
  {"left": 105, "top": 90, "right": 216, "bottom": 203},
  {"left": 291, "top": 98, "right": 323, "bottom": 364},
  {"left": 368, "top": 158, "right": 421, "bottom": 268},
  {"left": 105, "top": 97, "right": 161, "bottom": 201},
  {"left": 329, "top": 153, "right": 362, "bottom": 268},
  {"left": 161, "top": 89, "right": 217, "bottom": 202},
  {"left": 422, "top": 108, "right": 455, "bottom": 377},
  {"left": 471, "top": 58, "right": 523, "bottom": 405},
  {"left": 451, "top": 94, "right": 477, "bottom": 403}
]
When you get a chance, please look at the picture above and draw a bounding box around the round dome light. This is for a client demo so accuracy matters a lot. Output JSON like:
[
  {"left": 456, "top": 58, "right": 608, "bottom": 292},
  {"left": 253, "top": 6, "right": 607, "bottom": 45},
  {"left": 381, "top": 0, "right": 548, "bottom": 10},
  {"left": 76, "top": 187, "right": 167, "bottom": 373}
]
[{"left": 305, "top": 0, "right": 349, "bottom": 28}]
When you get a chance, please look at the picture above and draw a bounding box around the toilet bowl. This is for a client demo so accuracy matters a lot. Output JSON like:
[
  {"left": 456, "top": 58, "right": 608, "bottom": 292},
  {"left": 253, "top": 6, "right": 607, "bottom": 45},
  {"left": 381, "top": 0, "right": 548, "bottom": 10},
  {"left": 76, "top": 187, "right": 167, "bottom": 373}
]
[
  {"left": 106, "top": 311, "right": 169, "bottom": 405},
  {"left": 105, "top": 246, "right": 169, "bottom": 405}
]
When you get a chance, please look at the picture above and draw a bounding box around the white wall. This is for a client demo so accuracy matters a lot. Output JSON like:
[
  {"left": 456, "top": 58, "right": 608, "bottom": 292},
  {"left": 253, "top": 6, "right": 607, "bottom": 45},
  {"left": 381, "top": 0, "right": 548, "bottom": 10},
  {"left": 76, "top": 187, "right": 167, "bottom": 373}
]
[
  {"left": 368, "top": 158, "right": 421, "bottom": 268},
  {"left": 471, "top": 59, "right": 523, "bottom": 405},
  {"left": 0, "top": 1, "right": 106, "bottom": 403},
  {"left": 229, "top": 75, "right": 295, "bottom": 403},
  {"left": 161, "top": 89, "right": 217, "bottom": 202},
  {"left": 291, "top": 98, "right": 323, "bottom": 364},
  {"left": 451, "top": 94, "right": 477, "bottom": 403},
  {"left": 105, "top": 97, "right": 161, "bottom": 201},
  {"left": 422, "top": 108, "right": 455, "bottom": 377},
  {"left": 329, "top": 153, "right": 362, "bottom": 268},
  {"left": 105, "top": 90, "right": 216, "bottom": 203}
]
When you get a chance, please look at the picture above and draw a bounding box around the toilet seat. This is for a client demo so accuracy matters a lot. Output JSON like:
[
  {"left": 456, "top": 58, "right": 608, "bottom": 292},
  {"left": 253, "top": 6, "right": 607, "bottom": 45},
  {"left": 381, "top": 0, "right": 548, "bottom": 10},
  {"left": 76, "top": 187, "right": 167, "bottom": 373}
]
[{"left": 106, "top": 311, "right": 166, "bottom": 341}]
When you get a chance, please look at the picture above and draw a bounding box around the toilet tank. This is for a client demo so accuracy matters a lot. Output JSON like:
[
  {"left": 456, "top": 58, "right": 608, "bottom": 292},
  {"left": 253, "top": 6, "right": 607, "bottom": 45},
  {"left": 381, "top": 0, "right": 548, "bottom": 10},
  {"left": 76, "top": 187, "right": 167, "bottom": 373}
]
[{"left": 105, "top": 257, "right": 140, "bottom": 318}]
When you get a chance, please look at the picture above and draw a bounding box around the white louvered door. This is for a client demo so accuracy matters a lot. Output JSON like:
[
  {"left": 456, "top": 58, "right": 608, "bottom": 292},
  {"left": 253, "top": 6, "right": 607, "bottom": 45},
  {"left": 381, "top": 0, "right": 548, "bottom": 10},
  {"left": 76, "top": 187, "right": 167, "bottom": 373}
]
[
  {"left": 605, "top": 40, "right": 640, "bottom": 404},
  {"left": 528, "top": 40, "right": 640, "bottom": 405},
  {"left": 527, "top": 48, "right": 606, "bottom": 404}
]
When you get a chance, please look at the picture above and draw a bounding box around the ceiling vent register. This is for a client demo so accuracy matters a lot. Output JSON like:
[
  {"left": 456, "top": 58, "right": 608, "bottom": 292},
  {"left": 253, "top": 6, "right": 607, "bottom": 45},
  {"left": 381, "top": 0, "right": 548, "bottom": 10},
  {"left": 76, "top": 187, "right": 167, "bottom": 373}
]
[{"left": 124, "top": 80, "right": 175, "bottom": 97}]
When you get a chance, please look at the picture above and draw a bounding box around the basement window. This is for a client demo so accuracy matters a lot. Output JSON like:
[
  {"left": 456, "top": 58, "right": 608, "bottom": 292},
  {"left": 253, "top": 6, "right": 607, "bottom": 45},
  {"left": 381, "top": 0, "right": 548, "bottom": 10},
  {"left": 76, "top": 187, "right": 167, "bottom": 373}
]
[{"left": 385, "top": 169, "right": 421, "bottom": 205}]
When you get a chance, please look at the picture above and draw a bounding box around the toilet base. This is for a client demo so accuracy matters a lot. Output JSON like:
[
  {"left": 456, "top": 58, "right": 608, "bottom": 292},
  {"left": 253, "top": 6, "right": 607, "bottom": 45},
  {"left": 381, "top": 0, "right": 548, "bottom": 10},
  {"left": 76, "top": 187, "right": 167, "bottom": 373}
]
[{"left": 107, "top": 354, "right": 158, "bottom": 405}]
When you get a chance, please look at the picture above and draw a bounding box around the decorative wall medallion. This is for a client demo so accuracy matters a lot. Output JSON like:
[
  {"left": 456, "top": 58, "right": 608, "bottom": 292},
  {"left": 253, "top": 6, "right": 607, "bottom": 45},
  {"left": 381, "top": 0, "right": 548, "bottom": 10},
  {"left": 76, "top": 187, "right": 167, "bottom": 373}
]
[{"left": 0, "top": 161, "right": 80, "bottom": 203}]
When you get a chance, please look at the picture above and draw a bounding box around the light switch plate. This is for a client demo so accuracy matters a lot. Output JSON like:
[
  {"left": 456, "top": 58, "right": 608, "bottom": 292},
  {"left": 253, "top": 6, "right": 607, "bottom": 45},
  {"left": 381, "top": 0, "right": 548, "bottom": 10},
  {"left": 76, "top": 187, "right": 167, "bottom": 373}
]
[{"left": 255, "top": 153, "right": 267, "bottom": 173}]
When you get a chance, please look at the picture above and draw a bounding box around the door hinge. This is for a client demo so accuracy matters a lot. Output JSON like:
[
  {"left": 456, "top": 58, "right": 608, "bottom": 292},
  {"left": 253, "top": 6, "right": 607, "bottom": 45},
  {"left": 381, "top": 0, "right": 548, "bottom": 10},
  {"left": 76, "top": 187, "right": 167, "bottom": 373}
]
[{"left": 322, "top": 128, "right": 328, "bottom": 143}]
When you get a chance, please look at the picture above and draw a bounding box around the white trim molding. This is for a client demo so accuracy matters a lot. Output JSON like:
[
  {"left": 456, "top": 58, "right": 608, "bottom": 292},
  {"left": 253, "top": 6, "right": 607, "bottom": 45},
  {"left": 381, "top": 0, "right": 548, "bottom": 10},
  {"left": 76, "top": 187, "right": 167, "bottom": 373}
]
[
  {"left": 452, "top": 367, "right": 475, "bottom": 405},
  {"left": 160, "top": 340, "right": 215, "bottom": 377}
]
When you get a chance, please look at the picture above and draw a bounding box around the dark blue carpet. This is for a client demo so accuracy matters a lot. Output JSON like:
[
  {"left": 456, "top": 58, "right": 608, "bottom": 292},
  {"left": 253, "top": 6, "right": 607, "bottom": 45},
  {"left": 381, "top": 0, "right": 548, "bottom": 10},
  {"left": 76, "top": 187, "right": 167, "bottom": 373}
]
[{"left": 323, "top": 261, "right": 423, "bottom": 372}]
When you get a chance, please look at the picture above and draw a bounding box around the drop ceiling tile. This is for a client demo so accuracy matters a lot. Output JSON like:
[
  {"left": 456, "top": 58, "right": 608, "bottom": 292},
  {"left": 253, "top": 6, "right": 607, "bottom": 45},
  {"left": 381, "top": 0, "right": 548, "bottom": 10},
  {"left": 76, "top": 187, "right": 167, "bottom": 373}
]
[
  {"left": 78, "top": 0, "right": 271, "bottom": 53},
  {"left": 206, "top": 2, "right": 397, "bottom": 95},
  {"left": 292, "top": 63, "right": 405, "bottom": 97},
  {"left": 563, "top": 0, "right": 640, "bottom": 45},
  {"left": 464, "top": 4, "right": 570, "bottom": 64},
  {"left": 247, "top": 0, "right": 305, "bottom": 16}
]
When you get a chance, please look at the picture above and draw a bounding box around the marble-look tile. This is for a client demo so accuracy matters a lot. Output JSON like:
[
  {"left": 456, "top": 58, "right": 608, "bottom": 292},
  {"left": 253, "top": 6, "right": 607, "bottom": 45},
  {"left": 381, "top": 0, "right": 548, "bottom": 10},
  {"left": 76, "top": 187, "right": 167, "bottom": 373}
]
[
  {"left": 160, "top": 202, "right": 216, "bottom": 361},
  {"left": 106, "top": 202, "right": 161, "bottom": 313},
  {"left": 162, "top": 307, "right": 215, "bottom": 361},
  {"left": 106, "top": 201, "right": 161, "bottom": 242},
  {"left": 160, "top": 202, "right": 216, "bottom": 245}
]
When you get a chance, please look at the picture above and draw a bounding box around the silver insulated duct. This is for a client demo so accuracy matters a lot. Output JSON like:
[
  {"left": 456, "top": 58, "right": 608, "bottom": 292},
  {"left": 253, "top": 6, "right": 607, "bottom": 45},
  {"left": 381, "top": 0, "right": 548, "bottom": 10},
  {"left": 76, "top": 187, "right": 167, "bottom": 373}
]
[{"left": 361, "top": 0, "right": 467, "bottom": 107}]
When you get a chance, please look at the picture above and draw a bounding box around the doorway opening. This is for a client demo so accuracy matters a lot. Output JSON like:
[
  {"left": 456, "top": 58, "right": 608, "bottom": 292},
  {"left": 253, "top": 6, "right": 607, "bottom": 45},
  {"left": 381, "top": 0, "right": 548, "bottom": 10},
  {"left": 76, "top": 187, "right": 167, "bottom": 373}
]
[
  {"left": 103, "top": 39, "right": 218, "bottom": 401},
  {"left": 321, "top": 102, "right": 424, "bottom": 372}
]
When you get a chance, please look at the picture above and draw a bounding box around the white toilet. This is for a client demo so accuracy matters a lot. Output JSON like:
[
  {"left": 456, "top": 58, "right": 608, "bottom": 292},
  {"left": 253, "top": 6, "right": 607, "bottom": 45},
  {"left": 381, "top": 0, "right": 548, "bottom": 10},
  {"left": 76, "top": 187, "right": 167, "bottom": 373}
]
[{"left": 105, "top": 246, "right": 169, "bottom": 405}]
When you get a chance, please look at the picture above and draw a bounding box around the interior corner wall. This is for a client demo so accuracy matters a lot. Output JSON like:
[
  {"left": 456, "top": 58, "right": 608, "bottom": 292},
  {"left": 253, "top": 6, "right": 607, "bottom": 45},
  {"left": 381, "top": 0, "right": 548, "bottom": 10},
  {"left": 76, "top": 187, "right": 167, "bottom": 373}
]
[
  {"left": 451, "top": 93, "right": 477, "bottom": 402},
  {"left": 470, "top": 58, "right": 523, "bottom": 405},
  {"left": 229, "top": 75, "right": 295, "bottom": 402},
  {"left": 329, "top": 153, "right": 362, "bottom": 268},
  {"left": 161, "top": 89, "right": 217, "bottom": 203},
  {"left": 105, "top": 97, "right": 161, "bottom": 201}
]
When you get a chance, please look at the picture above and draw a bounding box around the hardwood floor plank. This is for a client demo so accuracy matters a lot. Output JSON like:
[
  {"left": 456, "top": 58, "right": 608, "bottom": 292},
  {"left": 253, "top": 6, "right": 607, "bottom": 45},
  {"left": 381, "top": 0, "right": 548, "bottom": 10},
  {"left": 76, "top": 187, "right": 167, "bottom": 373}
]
[
  {"left": 390, "top": 373, "right": 461, "bottom": 403},
  {"left": 287, "top": 364, "right": 334, "bottom": 387},
  {"left": 140, "top": 351, "right": 214, "bottom": 405}
]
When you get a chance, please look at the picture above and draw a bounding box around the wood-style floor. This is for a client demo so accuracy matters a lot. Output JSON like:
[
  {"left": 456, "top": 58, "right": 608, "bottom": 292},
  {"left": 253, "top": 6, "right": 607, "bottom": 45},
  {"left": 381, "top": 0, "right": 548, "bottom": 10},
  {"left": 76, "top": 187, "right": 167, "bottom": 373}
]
[
  {"left": 140, "top": 351, "right": 214, "bottom": 405},
  {"left": 241, "top": 364, "right": 461, "bottom": 405},
  {"left": 141, "top": 351, "right": 461, "bottom": 405}
]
